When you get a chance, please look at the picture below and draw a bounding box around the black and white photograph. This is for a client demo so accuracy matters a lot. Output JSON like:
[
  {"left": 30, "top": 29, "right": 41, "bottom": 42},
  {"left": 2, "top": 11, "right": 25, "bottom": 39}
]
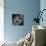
[{"left": 12, "top": 14, "right": 24, "bottom": 25}]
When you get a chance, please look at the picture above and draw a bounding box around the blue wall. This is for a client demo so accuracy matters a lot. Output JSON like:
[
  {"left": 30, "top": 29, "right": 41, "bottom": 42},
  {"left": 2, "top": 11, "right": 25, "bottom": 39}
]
[{"left": 4, "top": 0, "right": 40, "bottom": 42}]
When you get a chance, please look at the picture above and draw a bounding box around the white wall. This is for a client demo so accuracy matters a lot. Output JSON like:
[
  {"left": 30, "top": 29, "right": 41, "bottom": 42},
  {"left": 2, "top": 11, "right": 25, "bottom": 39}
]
[{"left": 0, "top": 0, "right": 4, "bottom": 42}]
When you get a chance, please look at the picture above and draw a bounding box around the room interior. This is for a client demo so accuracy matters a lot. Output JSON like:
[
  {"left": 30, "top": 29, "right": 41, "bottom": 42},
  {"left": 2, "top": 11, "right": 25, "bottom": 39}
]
[{"left": 0, "top": 0, "right": 46, "bottom": 46}]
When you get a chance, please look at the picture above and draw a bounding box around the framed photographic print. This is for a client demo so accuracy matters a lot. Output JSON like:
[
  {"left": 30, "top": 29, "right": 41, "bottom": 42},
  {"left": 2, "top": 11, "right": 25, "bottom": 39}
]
[{"left": 12, "top": 14, "right": 24, "bottom": 25}]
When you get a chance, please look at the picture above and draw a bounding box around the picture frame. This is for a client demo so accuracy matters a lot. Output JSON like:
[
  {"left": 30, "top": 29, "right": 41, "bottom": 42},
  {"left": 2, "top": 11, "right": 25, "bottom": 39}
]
[{"left": 12, "top": 14, "right": 24, "bottom": 25}]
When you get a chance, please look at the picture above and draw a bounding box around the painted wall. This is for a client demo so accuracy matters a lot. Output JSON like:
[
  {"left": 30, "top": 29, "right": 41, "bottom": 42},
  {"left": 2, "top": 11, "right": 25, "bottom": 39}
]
[
  {"left": 40, "top": 0, "right": 46, "bottom": 26},
  {"left": 0, "top": 0, "right": 4, "bottom": 42},
  {"left": 4, "top": 0, "right": 40, "bottom": 42},
  {"left": 40, "top": 0, "right": 46, "bottom": 45},
  {"left": 40, "top": 0, "right": 46, "bottom": 27}
]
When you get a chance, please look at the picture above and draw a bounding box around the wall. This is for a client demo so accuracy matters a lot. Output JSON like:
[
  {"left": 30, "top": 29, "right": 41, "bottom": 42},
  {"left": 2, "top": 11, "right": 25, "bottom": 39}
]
[
  {"left": 0, "top": 0, "right": 4, "bottom": 42},
  {"left": 4, "top": 0, "right": 40, "bottom": 42},
  {"left": 40, "top": 0, "right": 46, "bottom": 26},
  {"left": 40, "top": 0, "right": 46, "bottom": 45}
]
